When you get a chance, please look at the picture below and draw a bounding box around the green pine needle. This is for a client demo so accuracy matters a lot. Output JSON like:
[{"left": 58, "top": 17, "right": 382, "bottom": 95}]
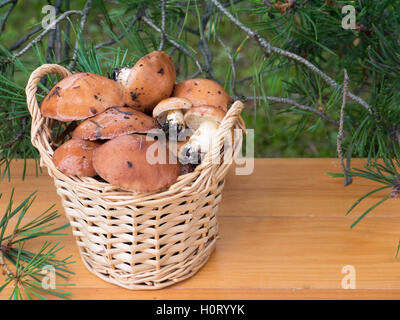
[{"left": 0, "top": 190, "right": 74, "bottom": 300}]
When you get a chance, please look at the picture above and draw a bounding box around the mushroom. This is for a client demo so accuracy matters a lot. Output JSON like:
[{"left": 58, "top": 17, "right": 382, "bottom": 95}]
[
  {"left": 152, "top": 97, "right": 192, "bottom": 138},
  {"left": 92, "top": 134, "right": 180, "bottom": 193},
  {"left": 72, "top": 106, "right": 157, "bottom": 140},
  {"left": 179, "top": 105, "right": 226, "bottom": 164},
  {"left": 173, "top": 78, "right": 231, "bottom": 112},
  {"left": 112, "top": 51, "right": 176, "bottom": 114},
  {"left": 41, "top": 72, "right": 125, "bottom": 121},
  {"left": 53, "top": 139, "right": 101, "bottom": 176}
]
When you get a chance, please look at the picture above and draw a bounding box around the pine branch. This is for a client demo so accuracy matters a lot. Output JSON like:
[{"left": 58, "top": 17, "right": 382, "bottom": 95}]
[
  {"left": 94, "top": 10, "right": 142, "bottom": 49},
  {"left": 6, "top": 9, "right": 84, "bottom": 63},
  {"left": 241, "top": 96, "right": 339, "bottom": 126},
  {"left": 337, "top": 70, "right": 352, "bottom": 186},
  {"left": 0, "top": 117, "right": 26, "bottom": 149},
  {"left": 0, "top": 0, "right": 15, "bottom": 8},
  {"left": 158, "top": 0, "right": 166, "bottom": 51},
  {"left": 216, "top": 34, "right": 238, "bottom": 96},
  {"left": 209, "top": 0, "right": 373, "bottom": 114},
  {"left": 142, "top": 13, "right": 206, "bottom": 76},
  {"left": 9, "top": 25, "right": 42, "bottom": 52},
  {"left": 196, "top": 2, "right": 216, "bottom": 79},
  {"left": 0, "top": 190, "right": 74, "bottom": 300},
  {"left": 67, "top": 0, "right": 93, "bottom": 70},
  {"left": 0, "top": 0, "right": 17, "bottom": 33}
]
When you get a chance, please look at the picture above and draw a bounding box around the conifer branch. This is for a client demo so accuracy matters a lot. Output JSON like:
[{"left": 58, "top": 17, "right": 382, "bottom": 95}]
[
  {"left": 7, "top": 10, "right": 83, "bottom": 63},
  {"left": 94, "top": 12, "right": 141, "bottom": 49},
  {"left": 67, "top": 0, "right": 93, "bottom": 70},
  {"left": 0, "top": 117, "right": 26, "bottom": 149},
  {"left": 142, "top": 14, "right": 205, "bottom": 75},
  {"left": 158, "top": 0, "right": 166, "bottom": 51},
  {"left": 210, "top": 0, "right": 373, "bottom": 114},
  {"left": 337, "top": 70, "right": 352, "bottom": 186},
  {"left": 9, "top": 26, "right": 43, "bottom": 51},
  {"left": 216, "top": 34, "right": 238, "bottom": 97},
  {"left": 0, "top": 191, "right": 74, "bottom": 300},
  {"left": 0, "top": 0, "right": 17, "bottom": 33},
  {"left": 241, "top": 96, "right": 339, "bottom": 126}
]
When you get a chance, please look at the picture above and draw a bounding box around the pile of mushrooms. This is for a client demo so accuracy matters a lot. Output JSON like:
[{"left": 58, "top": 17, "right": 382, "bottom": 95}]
[{"left": 42, "top": 51, "right": 233, "bottom": 193}]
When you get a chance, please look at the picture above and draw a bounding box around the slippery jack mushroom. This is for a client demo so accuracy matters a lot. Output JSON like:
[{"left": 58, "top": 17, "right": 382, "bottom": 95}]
[
  {"left": 153, "top": 97, "right": 192, "bottom": 139},
  {"left": 179, "top": 105, "right": 226, "bottom": 165},
  {"left": 174, "top": 79, "right": 247, "bottom": 134},
  {"left": 72, "top": 106, "right": 156, "bottom": 140},
  {"left": 112, "top": 51, "right": 176, "bottom": 114},
  {"left": 53, "top": 139, "right": 101, "bottom": 176},
  {"left": 93, "top": 134, "right": 180, "bottom": 193},
  {"left": 41, "top": 72, "right": 125, "bottom": 121},
  {"left": 173, "top": 78, "right": 231, "bottom": 112}
]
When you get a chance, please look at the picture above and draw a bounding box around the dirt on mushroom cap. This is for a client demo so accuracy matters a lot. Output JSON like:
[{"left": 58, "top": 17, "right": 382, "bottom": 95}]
[
  {"left": 92, "top": 134, "right": 180, "bottom": 193},
  {"left": 72, "top": 106, "right": 157, "bottom": 140},
  {"left": 53, "top": 139, "right": 101, "bottom": 176},
  {"left": 122, "top": 51, "right": 176, "bottom": 114},
  {"left": 40, "top": 72, "right": 125, "bottom": 122},
  {"left": 173, "top": 78, "right": 231, "bottom": 112}
]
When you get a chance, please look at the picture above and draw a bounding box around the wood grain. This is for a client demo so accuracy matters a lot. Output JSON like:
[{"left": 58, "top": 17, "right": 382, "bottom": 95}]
[{"left": 1, "top": 159, "right": 400, "bottom": 299}]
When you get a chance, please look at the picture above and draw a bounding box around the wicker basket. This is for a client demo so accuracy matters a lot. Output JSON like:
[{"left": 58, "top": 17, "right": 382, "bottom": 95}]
[{"left": 25, "top": 64, "right": 244, "bottom": 290}]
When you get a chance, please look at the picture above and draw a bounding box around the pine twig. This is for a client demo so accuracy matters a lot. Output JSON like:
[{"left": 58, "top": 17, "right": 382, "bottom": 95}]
[
  {"left": 210, "top": 0, "right": 373, "bottom": 114},
  {"left": 0, "top": 0, "right": 17, "bottom": 33},
  {"left": 94, "top": 10, "right": 142, "bottom": 49},
  {"left": 0, "top": 191, "right": 74, "bottom": 300},
  {"left": 158, "top": 0, "right": 166, "bottom": 51},
  {"left": 0, "top": 117, "right": 27, "bottom": 149},
  {"left": 0, "top": 0, "right": 14, "bottom": 7},
  {"left": 7, "top": 9, "right": 84, "bottom": 63},
  {"left": 167, "top": 16, "right": 186, "bottom": 57},
  {"left": 67, "top": 0, "right": 93, "bottom": 70},
  {"left": 54, "top": 0, "right": 63, "bottom": 62},
  {"left": 0, "top": 249, "right": 13, "bottom": 278},
  {"left": 64, "top": 0, "right": 71, "bottom": 59},
  {"left": 9, "top": 26, "right": 42, "bottom": 52},
  {"left": 240, "top": 96, "right": 339, "bottom": 126},
  {"left": 337, "top": 69, "right": 352, "bottom": 186},
  {"left": 142, "top": 13, "right": 205, "bottom": 75},
  {"left": 197, "top": 2, "right": 215, "bottom": 79},
  {"left": 216, "top": 34, "right": 239, "bottom": 97}
]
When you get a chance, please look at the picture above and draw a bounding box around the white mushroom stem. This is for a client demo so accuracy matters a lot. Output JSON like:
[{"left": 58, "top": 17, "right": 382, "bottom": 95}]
[
  {"left": 114, "top": 67, "right": 132, "bottom": 87},
  {"left": 166, "top": 109, "right": 185, "bottom": 128},
  {"left": 181, "top": 120, "right": 219, "bottom": 161}
]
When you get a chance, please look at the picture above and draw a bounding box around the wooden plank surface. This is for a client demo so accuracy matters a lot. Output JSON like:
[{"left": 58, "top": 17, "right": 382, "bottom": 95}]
[{"left": 1, "top": 159, "right": 400, "bottom": 300}]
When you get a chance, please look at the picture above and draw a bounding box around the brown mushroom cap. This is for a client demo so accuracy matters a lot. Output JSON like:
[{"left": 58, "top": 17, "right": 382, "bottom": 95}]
[
  {"left": 122, "top": 51, "right": 176, "bottom": 114},
  {"left": 53, "top": 139, "right": 101, "bottom": 176},
  {"left": 184, "top": 105, "right": 226, "bottom": 130},
  {"left": 152, "top": 97, "right": 192, "bottom": 122},
  {"left": 173, "top": 78, "right": 231, "bottom": 112},
  {"left": 41, "top": 72, "right": 125, "bottom": 122},
  {"left": 93, "top": 134, "right": 180, "bottom": 193},
  {"left": 72, "top": 106, "right": 157, "bottom": 140}
]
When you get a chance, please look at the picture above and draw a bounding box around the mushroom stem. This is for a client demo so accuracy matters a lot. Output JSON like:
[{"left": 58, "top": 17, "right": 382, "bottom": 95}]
[
  {"left": 179, "top": 120, "right": 219, "bottom": 164},
  {"left": 112, "top": 66, "right": 132, "bottom": 87},
  {"left": 165, "top": 109, "right": 185, "bottom": 137}
]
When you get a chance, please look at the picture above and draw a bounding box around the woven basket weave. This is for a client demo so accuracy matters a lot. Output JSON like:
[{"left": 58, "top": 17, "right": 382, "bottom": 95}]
[{"left": 25, "top": 64, "right": 244, "bottom": 290}]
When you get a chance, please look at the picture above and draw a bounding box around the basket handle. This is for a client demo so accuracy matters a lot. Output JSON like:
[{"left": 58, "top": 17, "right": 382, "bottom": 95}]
[
  {"left": 26, "top": 64, "right": 71, "bottom": 149},
  {"left": 199, "top": 100, "right": 245, "bottom": 173}
]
